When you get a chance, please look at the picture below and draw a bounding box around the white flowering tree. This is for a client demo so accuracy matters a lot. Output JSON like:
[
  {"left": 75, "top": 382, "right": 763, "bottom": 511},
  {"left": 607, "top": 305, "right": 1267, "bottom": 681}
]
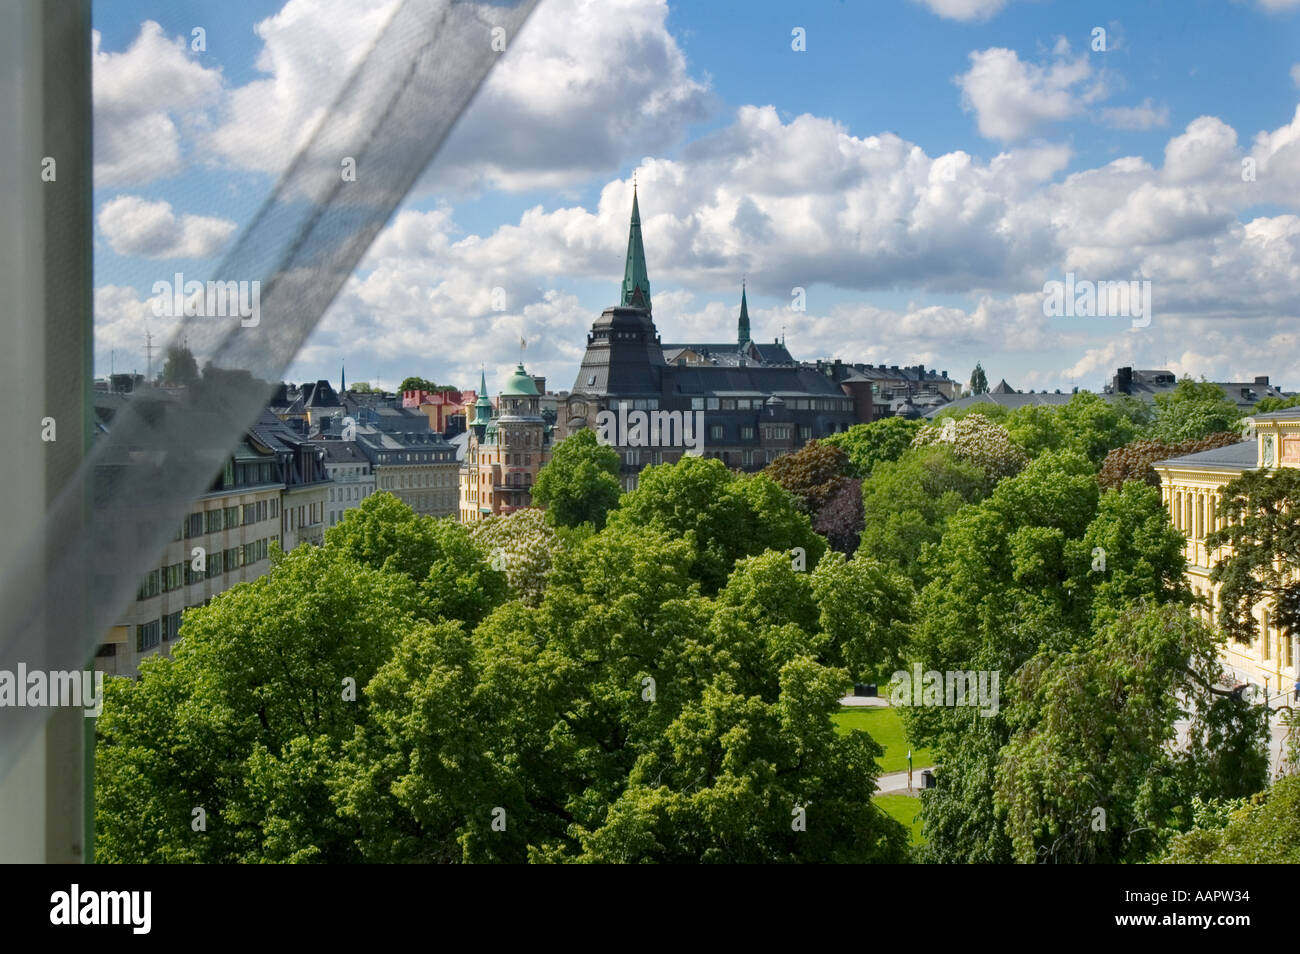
[
  {"left": 911, "top": 412, "right": 1027, "bottom": 481},
  {"left": 468, "top": 508, "right": 563, "bottom": 606}
]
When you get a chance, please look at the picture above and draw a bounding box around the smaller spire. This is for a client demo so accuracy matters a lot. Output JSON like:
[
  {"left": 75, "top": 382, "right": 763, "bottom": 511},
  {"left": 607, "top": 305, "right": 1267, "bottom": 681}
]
[{"left": 738, "top": 281, "right": 751, "bottom": 346}]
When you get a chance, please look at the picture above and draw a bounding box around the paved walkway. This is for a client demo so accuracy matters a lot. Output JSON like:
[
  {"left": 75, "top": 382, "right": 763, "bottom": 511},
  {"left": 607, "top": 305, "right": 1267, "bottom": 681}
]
[
  {"left": 876, "top": 769, "right": 923, "bottom": 796},
  {"left": 838, "top": 694, "right": 889, "bottom": 707}
]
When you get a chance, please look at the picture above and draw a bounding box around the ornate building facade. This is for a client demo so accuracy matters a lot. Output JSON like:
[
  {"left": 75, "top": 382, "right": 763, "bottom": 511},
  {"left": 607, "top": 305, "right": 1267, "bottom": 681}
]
[{"left": 459, "top": 365, "right": 553, "bottom": 522}]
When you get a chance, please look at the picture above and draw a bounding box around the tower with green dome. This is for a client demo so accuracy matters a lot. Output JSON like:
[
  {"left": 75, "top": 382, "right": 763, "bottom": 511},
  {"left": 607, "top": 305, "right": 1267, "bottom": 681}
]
[{"left": 459, "top": 362, "right": 551, "bottom": 521}]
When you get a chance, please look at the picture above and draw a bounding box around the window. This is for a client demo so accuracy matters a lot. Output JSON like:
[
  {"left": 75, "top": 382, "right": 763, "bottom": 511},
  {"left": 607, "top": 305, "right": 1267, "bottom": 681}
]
[
  {"left": 243, "top": 503, "right": 258, "bottom": 524},
  {"left": 800, "top": 426, "right": 812, "bottom": 441},
  {"left": 743, "top": 449, "right": 753, "bottom": 467},
  {"left": 162, "top": 611, "right": 183, "bottom": 642},
  {"left": 136, "top": 568, "right": 160, "bottom": 601},
  {"left": 206, "top": 551, "right": 223, "bottom": 579},
  {"left": 205, "top": 510, "right": 223, "bottom": 534},
  {"left": 270, "top": 499, "right": 278, "bottom": 518},
  {"left": 162, "top": 563, "right": 184, "bottom": 592},
  {"left": 136, "top": 620, "right": 161, "bottom": 652},
  {"left": 224, "top": 547, "right": 240, "bottom": 571},
  {"left": 224, "top": 506, "right": 240, "bottom": 529},
  {"left": 741, "top": 426, "right": 754, "bottom": 440},
  {"left": 710, "top": 424, "right": 724, "bottom": 441},
  {"left": 186, "top": 512, "right": 204, "bottom": 538}
]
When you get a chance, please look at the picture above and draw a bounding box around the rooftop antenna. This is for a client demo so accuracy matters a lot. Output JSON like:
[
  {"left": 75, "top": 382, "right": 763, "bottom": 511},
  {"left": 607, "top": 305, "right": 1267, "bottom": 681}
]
[{"left": 145, "top": 326, "right": 153, "bottom": 385}]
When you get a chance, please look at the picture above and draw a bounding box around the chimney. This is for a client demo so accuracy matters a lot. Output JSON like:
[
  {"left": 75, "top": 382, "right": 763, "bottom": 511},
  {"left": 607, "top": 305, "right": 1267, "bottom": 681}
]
[
  {"left": 1255, "top": 375, "right": 1270, "bottom": 387},
  {"left": 1117, "top": 367, "right": 1133, "bottom": 395}
]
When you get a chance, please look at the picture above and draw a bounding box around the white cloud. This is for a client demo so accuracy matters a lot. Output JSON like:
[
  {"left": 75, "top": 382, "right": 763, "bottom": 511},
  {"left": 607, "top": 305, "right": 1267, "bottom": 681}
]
[
  {"left": 287, "top": 99, "right": 1300, "bottom": 391},
  {"left": 93, "top": 22, "right": 224, "bottom": 186},
  {"left": 1258, "top": 0, "right": 1300, "bottom": 11},
  {"left": 957, "top": 45, "right": 1109, "bottom": 141},
  {"left": 1291, "top": 63, "right": 1300, "bottom": 87},
  {"left": 208, "top": 0, "right": 711, "bottom": 192},
  {"left": 97, "top": 196, "right": 236, "bottom": 259},
  {"left": 1101, "top": 98, "right": 1170, "bottom": 131},
  {"left": 912, "top": 0, "right": 1010, "bottom": 21}
]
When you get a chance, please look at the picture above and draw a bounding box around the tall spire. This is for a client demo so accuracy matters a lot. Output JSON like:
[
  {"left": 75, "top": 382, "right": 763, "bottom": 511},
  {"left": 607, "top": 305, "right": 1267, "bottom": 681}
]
[
  {"left": 738, "top": 281, "right": 751, "bottom": 345},
  {"left": 621, "top": 183, "right": 651, "bottom": 311}
]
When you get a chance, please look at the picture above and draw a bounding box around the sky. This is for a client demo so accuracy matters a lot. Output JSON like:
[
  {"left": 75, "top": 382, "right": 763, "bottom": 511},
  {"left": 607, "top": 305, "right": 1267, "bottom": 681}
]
[{"left": 91, "top": 0, "right": 1300, "bottom": 397}]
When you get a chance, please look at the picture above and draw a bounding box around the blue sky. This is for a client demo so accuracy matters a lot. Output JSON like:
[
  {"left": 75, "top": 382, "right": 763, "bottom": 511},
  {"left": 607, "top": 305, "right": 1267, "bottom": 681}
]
[{"left": 92, "top": 0, "right": 1300, "bottom": 396}]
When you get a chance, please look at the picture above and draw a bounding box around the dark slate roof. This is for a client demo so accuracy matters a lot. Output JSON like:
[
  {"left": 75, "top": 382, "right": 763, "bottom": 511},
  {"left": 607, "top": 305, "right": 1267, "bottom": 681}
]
[
  {"left": 367, "top": 407, "right": 429, "bottom": 431},
  {"left": 990, "top": 379, "right": 1015, "bottom": 394},
  {"left": 665, "top": 365, "right": 848, "bottom": 397},
  {"left": 1154, "top": 440, "right": 1257, "bottom": 471},
  {"left": 321, "top": 441, "right": 369, "bottom": 463},
  {"left": 248, "top": 409, "right": 309, "bottom": 453},
  {"left": 924, "top": 392, "right": 1075, "bottom": 417},
  {"left": 662, "top": 340, "right": 797, "bottom": 367},
  {"left": 1248, "top": 406, "right": 1300, "bottom": 421},
  {"left": 301, "top": 379, "right": 342, "bottom": 408}
]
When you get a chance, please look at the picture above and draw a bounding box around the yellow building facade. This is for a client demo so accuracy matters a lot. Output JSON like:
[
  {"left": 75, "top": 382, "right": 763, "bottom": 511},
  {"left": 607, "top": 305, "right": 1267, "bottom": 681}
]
[{"left": 1154, "top": 410, "right": 1300, "bottom": 695}]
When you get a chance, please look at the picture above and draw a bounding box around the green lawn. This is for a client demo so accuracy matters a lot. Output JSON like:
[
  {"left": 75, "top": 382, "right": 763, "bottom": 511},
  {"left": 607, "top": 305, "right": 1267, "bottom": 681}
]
[
  {"left": 874, "top": 794, "right": 925, "bottom": 846},
  {"left": 832, "top": 705, "right": 934, "bottom": 775}
]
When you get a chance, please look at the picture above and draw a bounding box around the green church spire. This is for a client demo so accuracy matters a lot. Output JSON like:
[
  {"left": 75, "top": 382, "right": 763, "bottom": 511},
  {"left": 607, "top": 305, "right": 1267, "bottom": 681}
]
[
  {"left": 738, "top": 281, "right": 751, "bottom": 345},
  {"left": 474, "top": 367, "right": 493, "bottom": 425},
  {"left": 621, "top": 185, "right": 651, "bottom": 310}
]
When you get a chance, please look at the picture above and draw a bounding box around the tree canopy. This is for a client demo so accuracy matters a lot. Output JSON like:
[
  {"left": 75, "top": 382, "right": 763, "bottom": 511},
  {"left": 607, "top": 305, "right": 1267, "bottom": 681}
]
[{"left": 531, "top": 428, "right": 621, "bottom": 530}]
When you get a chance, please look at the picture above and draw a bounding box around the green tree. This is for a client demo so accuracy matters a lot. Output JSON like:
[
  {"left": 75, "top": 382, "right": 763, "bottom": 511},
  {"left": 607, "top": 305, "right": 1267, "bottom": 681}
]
[
  {"left": 969, "top": 362, "right": 989, "bottom": 396},
  {"left": 858, "top": 443, "right": 988, "bottom": 584},
  {"left": 1207, "top": 466, "right": 1300, "bottom": 648},
  {"left": 1150, "top": 378, "right": 1242, "bottom": 443},
  {"left": 398, "top": 376, "right": 455, "bottom": 393},
  {"left": 348, "top": 381, "right": 377, "bottom": 393},
  {"left": 907, "top": 451, "right": 1196, "bottom": 862},
  {"left": 822, "top": 416, "right": 923, "bottom": 478},
  {"left": 810, "top": 550, "right": 913, "bottom": 680},
  {"left": 1252, "top": 394, "right": 1300, "bottom": 415},
  {"left": 996, "top": 604, "right": 1267, "bottom": 863},
  {"left": 335, "top": 519, "right": 908, "bottom": 863},
  {"left": 162, "top": 343, "right": 199, "bottom": 385},
  {"left": 326, "top": 491, "right": 509, "bottom": 627},
  {"left": 531, "top": 428, "right": 621, "bottom": 530},
  {"left": 95, "top": 544, "right": 432, "bottom": 863},
  {"left": 1160, "top": 775, "right": 1300, "bottom": 863},
  {"left": 610, "top": 456, "right": 825, "bottom": 592}
]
